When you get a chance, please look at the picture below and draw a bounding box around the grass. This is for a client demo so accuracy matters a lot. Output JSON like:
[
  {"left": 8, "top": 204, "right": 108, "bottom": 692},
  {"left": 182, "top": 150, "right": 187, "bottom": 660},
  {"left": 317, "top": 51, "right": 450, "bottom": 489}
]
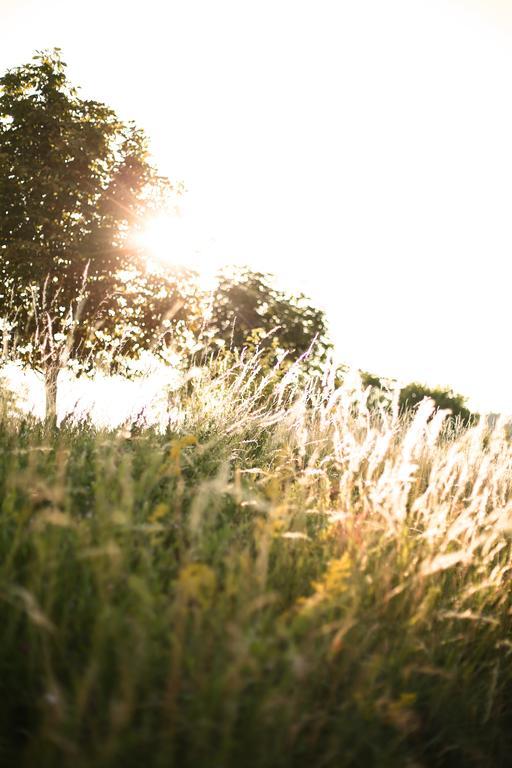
[{"left": 0, "top": 355, "right": 511, "bottom": 767}]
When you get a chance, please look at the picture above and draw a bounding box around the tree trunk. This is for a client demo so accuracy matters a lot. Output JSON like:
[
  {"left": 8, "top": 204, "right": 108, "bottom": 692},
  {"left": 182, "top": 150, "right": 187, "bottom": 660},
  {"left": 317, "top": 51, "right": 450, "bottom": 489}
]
[{"left": 44, "top": 365, "right": 59, "bottom": 428}]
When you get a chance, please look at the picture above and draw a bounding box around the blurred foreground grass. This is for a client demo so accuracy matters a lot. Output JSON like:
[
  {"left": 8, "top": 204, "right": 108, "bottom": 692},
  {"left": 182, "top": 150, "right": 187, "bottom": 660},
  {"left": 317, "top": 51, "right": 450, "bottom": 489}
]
[{"left": 1, "top": 357, "right": 511, "bottom": 767}]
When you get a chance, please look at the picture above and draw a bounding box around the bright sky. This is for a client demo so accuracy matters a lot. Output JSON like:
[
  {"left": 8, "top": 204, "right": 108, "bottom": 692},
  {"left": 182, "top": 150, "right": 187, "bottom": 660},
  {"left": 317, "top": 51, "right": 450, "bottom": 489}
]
[{"left": 1, "top": 0, "right": 512, "bottom": 412}]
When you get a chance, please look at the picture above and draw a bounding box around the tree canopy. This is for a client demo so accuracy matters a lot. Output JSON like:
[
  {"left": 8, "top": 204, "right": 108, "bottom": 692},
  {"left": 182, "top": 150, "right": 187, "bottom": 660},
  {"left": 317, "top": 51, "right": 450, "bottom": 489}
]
[
  {"left": 360, "top": 371, "right": 477, "bottom": 425},
  {"left": 205, "top": 267, "right": 331, "bottom": 373},
  {"left": 398, "top": 381, "right": 475, "bottom": 425},
  {"left": 0, "top": 49, "right": 193, "bottom": 420}
]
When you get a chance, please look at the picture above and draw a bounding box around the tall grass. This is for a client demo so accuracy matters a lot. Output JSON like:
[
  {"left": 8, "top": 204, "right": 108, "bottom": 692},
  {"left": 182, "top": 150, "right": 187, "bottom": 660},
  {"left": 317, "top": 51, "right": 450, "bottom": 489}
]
[{"left": 0, "top": 355, "right": 511, "bottom": 767}]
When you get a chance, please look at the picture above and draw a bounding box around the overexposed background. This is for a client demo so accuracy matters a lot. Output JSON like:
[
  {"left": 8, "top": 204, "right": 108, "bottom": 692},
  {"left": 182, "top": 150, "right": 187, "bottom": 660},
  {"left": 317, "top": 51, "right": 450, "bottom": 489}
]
[{"left": 1, "top": 0, "right": 511, "bottom": 412}]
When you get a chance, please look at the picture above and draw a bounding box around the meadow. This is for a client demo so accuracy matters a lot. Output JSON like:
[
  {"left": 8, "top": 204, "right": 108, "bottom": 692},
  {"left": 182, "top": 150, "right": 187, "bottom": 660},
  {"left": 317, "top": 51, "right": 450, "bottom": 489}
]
[{"left": 0, "top": 355, "right": 511, "bottom": 767}]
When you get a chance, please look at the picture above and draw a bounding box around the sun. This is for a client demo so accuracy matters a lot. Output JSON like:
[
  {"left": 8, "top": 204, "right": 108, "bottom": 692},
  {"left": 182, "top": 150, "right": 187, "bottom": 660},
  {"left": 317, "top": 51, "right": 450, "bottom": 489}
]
[
  {"left": 133, "top": 213, "right": 222, "bottom": 289},
  {"left": 135, "top": 214, "right": 193, "bottom": 267}
]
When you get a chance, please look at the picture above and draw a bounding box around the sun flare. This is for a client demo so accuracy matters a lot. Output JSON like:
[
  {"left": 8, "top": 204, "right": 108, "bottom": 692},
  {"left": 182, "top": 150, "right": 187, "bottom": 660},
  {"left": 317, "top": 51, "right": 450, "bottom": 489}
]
[
  {"left": 135, "top": 215, "right": 191, "bottom": 266},
  {"left": 134, "top": 214, "right": 222, "bottom": 289}
]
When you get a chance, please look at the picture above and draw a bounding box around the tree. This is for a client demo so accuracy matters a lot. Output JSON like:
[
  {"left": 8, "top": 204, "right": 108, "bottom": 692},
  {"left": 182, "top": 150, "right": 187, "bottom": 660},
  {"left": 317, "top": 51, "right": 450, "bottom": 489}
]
[
  {"left": 360, "top": 371, "right": 477, "bottom": 426},
  {"left": 205, "top": 267, "right": 331, "bottom": 374},
  {"left": 0, "top": 49, "right": 191, "bottom": 423},
  {"left": 398, "top": 382, "right": 476, "bottom": 426}
]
